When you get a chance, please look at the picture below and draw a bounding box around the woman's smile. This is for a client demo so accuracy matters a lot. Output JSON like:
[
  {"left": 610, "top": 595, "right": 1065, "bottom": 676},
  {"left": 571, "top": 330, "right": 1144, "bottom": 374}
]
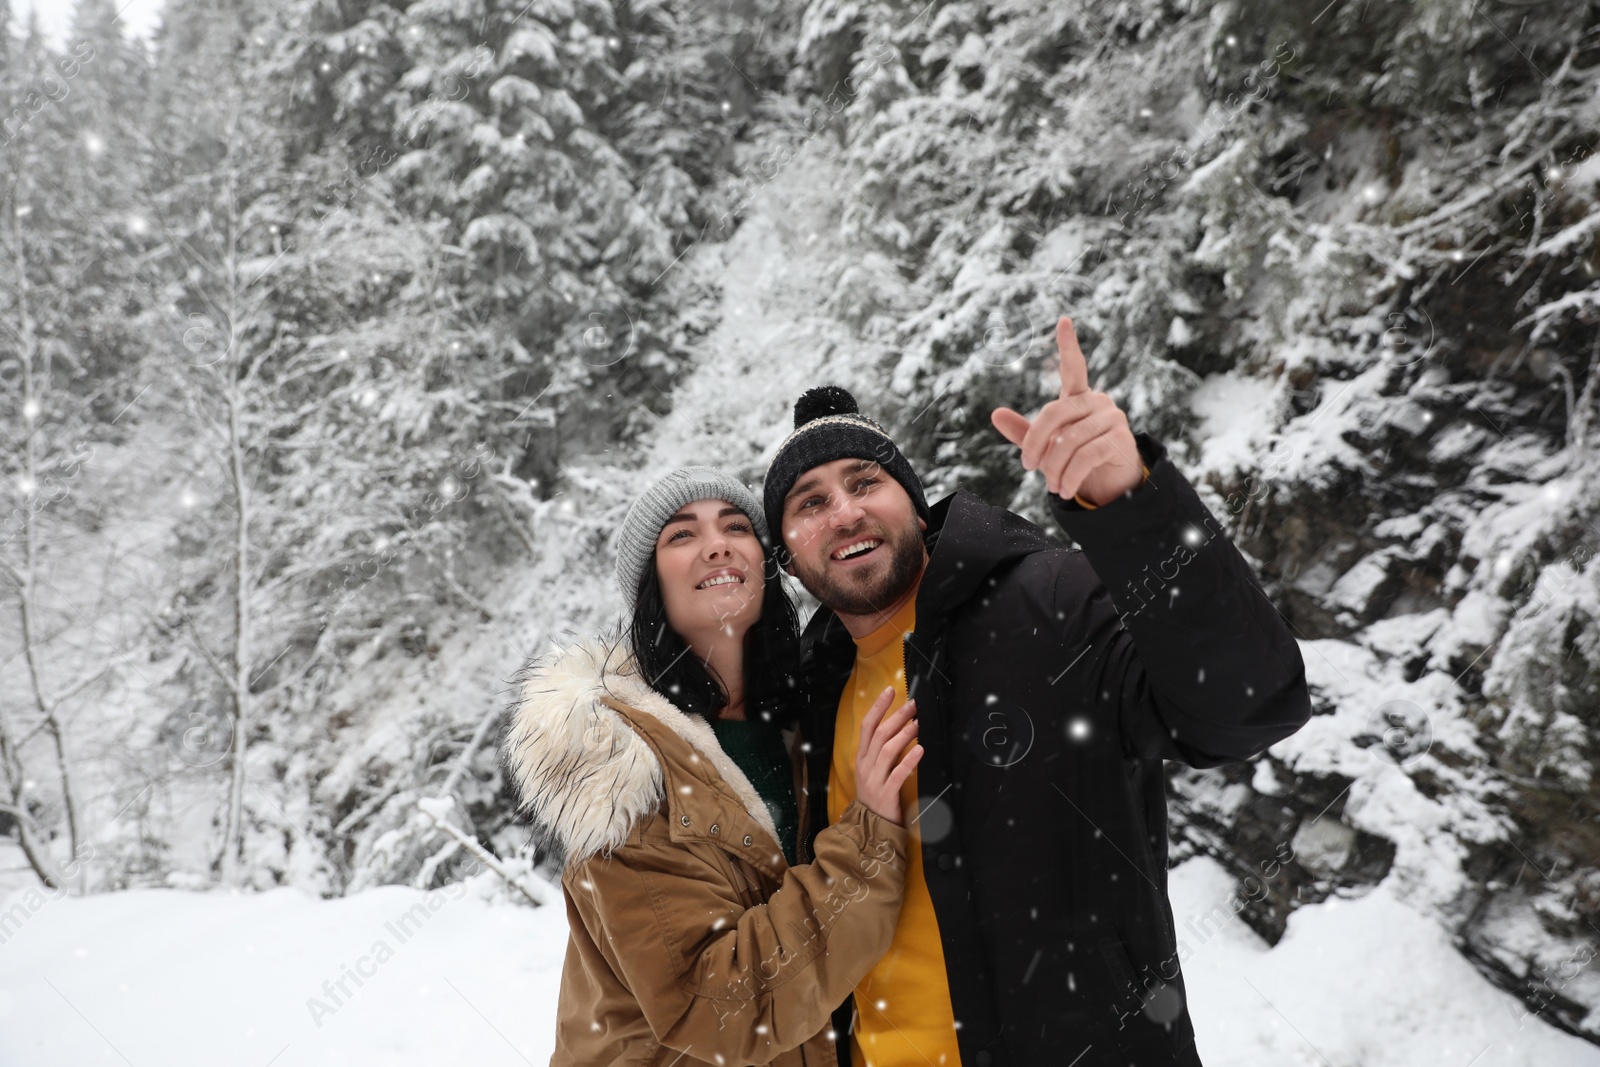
[{"left": 695, "top": 567, "right": 747, "bottom": 590}]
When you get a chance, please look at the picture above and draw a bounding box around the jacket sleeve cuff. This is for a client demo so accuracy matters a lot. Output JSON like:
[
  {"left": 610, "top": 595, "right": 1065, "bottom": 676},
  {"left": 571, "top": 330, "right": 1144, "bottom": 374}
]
[
  {"left": 1053, "top": 432, "right": 1167, "bottom": 515},
  {"left": 1072, "top": 463, "right": 1151, "bottom": 510},
  {"left": 1046, "top": 431, "right": 1209, "bottom": 586},
  {"left": 832, "top": 799, "right": 910, "bottom": 872}
]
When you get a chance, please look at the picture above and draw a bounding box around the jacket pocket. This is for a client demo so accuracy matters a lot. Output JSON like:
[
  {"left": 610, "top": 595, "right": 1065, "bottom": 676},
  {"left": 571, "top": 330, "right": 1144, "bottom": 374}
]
[
  {"left": 1099, "top": 933, "right": 1190, "bottom": 1061},
  {"left": 1097, "top": 934, "right": 1146, "bottom": 1018},
  {"left": 1038, "top": 921, "right": 1184, "bottom": 1063}
]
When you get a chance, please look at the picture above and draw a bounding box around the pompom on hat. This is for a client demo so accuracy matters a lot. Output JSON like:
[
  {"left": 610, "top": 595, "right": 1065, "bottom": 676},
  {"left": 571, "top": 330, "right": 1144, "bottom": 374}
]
[
  {"left": 614, "top": 467, "right": 769, "bottom": 612},
  {"left": 762, "top": 386, "right": 930, "bottom": 561}
]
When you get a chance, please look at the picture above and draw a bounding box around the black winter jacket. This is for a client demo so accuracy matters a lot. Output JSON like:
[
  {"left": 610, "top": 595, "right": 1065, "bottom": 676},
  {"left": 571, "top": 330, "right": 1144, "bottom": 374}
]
[{"left": 796, "top": 432, "right": 1312, "bottom": 1067}]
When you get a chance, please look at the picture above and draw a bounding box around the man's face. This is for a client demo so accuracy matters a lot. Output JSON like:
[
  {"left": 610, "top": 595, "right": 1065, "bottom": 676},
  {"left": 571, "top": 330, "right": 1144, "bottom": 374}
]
[{"left": 780, "top": 458, "right": 927, "bottom": 618}]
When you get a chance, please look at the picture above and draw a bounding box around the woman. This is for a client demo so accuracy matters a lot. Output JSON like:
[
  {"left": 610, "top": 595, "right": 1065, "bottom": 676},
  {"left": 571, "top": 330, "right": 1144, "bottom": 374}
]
[{"left": 504, "top": 466, "right": 922, "bottom": 1066}]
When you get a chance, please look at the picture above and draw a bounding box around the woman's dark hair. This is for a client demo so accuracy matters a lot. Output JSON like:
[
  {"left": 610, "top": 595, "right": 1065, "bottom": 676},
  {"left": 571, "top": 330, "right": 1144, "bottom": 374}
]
[{"left": 628, "top": 541, "right": 801, "bottom": 728}]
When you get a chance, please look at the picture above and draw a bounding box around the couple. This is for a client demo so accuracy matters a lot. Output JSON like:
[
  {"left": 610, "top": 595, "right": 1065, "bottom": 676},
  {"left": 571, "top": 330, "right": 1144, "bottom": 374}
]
[{"left": 503, "top": 318, "right": 1313, "bottom": 1066}]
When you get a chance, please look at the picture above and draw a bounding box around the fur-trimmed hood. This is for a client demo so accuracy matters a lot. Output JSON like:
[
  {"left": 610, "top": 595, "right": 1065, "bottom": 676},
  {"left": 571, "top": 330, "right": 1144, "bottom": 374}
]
[{"left": 502, "top": 634, "right": 781, "bottom": 867}]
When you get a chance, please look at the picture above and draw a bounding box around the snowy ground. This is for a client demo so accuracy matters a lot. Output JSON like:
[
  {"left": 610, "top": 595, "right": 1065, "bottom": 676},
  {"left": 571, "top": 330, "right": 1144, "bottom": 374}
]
[
  {"left": 3, "top": 857, "right": 1597, "bottom": 1066},
  {"left": 0, "top": 875, "right": 569, "bottom": 1067},
  {"left": 1169, "top": 858, "right": 1599, "bottom": 1067}
]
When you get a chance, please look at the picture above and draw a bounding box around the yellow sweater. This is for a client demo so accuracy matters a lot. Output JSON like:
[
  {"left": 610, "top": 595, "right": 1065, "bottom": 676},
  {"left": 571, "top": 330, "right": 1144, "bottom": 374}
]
[{"left": 827, "top": 589, "right": 962, "bottom": 1066}]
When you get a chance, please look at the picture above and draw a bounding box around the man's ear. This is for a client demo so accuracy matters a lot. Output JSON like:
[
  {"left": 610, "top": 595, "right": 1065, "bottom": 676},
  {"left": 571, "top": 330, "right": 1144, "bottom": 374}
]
[{"left": 917, "top": 515, "right": 928, "bottom": 532}]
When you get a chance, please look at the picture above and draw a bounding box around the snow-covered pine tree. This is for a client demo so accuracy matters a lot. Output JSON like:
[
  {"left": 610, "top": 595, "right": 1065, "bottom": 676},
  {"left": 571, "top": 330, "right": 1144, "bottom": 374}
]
[
  {"left": 0, "top": 3, "right": 143, "bottom": 894},
  {"left": 225, "top": 0, "right": 801, "bottom": 894},
  {"left": 127, "top": 0, "right": 506, "bottom": 892}
]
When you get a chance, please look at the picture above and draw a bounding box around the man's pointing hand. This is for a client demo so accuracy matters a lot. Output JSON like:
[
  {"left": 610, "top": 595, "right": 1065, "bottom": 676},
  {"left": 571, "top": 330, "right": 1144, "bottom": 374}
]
[{"left": 990, "top": 316, "right": 1145, "bottom": 507}]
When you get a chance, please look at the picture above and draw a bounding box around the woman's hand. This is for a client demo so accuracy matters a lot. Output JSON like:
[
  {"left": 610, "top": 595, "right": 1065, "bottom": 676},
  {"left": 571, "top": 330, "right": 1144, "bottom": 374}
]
[{"left": 855, "top": 686, "right": 922, "bottom": 826}]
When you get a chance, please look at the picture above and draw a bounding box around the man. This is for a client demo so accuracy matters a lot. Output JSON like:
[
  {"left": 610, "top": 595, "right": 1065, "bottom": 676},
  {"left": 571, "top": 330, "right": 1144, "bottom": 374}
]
[{"left": 762, "top": 317, "right": 1312, "bottom": 1067}]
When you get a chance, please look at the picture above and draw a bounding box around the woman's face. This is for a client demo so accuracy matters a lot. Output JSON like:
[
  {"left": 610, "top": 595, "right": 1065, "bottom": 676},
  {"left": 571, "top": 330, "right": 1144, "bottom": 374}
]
[{"left": 654, "top": 498, "right": 766, "bottom": 648}]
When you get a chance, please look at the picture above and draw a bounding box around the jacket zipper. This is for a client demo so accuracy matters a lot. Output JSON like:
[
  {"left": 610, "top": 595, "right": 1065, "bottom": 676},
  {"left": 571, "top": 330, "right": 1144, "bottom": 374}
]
[
  {"left": 796, "top": 731, "right": 812, "bottom": 866},
  {"left": 898, "top": 632, "right": 913, "bottom": 829},
  {"left": 898, "top": 631, "right": 911, "bottom": 707}
]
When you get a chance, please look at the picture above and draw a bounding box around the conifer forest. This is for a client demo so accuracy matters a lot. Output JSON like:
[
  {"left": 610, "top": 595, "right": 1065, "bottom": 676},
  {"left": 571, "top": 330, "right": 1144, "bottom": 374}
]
[{"left": 2, "top": 0, "right": 1600, "bottom": 1062}]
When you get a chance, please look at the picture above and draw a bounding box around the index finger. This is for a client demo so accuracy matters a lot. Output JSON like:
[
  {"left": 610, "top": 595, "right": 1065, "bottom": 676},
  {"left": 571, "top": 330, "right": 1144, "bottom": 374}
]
[
  {"left": 1057, "top": 316, "right": 1090, "bottom": 398},
  {"left": 859, "top": 686, "right": 896, "bottom": 751}
]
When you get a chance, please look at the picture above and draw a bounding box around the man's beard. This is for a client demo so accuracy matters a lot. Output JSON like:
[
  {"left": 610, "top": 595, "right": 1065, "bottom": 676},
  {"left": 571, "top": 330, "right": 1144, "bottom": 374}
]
[{"left": 793, "top": 521, "right": 925, "bottom": 618}]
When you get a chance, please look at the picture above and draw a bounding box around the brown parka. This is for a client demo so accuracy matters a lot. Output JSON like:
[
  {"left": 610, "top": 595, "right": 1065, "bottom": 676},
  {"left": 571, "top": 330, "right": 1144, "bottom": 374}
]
[{"left": 503, "top": 636, "right": 909, "bottom": 1066}]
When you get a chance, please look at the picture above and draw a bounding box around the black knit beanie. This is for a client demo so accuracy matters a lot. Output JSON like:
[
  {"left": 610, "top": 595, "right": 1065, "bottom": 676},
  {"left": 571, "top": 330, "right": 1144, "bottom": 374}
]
[{"left": 763, "top": 386, "right": 930, "bottom": 561}]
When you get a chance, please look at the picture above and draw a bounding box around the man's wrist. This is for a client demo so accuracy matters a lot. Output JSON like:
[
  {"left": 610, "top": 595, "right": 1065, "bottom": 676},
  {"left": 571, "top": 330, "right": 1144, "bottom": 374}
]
[{"left": 1072, "top": 463, "right": 1150, "bottom": 510}]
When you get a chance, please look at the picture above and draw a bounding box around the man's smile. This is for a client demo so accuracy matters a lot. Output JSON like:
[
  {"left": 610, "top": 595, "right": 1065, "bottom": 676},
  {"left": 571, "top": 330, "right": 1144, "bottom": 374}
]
[{"left": 831, "top": 537, "right": 882, "bottom": 563}]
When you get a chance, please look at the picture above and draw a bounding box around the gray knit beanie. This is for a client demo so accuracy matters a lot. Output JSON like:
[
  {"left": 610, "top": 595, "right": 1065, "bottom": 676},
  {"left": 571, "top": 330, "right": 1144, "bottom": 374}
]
[{"left": 614, "top": 467, "right": 770, "bottom": 612}]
